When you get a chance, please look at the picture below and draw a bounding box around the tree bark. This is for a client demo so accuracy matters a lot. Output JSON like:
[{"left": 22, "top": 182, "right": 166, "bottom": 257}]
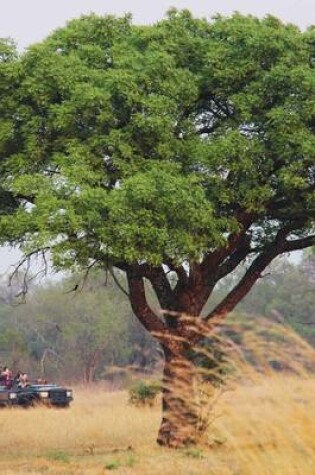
[{"left": 157, "top": 342, "right": 199, "bottom": 448}]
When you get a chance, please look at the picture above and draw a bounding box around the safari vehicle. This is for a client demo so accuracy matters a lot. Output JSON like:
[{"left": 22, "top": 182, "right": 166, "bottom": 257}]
[{"left": 0, "top": 383, "right": 73, "bottom": 408}]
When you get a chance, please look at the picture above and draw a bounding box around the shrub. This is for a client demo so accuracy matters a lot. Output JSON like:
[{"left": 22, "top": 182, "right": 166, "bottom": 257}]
[
  {"left": 104, "top": 460, "right": 120, "bottom": 470},
  {"left": 128, "top": 380, "right": 161, "bottom": 406}
]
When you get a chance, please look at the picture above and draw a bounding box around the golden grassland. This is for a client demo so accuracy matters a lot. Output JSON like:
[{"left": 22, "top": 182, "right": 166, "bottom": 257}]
[{"left": 0, "top": 374, "right": 314, "bottom": 475}]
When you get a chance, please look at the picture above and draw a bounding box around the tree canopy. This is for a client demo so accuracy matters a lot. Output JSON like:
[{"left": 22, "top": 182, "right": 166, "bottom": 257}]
[{"left": 1, "top": 11, "right": 314, "bottom": 273}]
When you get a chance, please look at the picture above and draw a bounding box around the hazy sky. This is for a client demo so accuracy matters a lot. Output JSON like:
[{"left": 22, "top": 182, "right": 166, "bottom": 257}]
[
  {"left": 0, "top": 0, "right": 312, "bottom": 272},
  {"left": 1, "top": 0, "right": 315, "bottom": 50}
]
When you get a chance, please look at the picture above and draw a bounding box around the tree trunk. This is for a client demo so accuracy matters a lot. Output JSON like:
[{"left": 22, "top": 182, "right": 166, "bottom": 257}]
[
  {"left": 84, "top": 366, "right": 94, "bottom": 384},
  {"left": 83, "top": 350, "right": 102, "bottom": 384},
  {"left": 84, "top": 360, "right": 96, "bottom": 384},
  {"left": 157, "top": 343, "right": 199, "bottom": 448}
]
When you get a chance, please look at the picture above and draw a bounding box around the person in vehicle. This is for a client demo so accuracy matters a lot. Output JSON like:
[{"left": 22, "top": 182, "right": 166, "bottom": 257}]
[
  {"left": 11, "top": 371, "right": 29, "bottom": 388},
  {"left": 13, "top": 371, "right": 21, "bottom": 387},
  {"left": 1, "top": 367, "right": 13, "bottom": 388},
  {"left": 18, "top": 372, "right": 29, "bottom": 388},
  {"left": 20, "top": 373, "right": 29, "bottom": 388}
]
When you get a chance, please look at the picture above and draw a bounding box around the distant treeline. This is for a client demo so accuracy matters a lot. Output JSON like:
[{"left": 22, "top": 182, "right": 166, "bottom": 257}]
[{"left": 0, "top": 252, "right": 314, "bottom": 384}]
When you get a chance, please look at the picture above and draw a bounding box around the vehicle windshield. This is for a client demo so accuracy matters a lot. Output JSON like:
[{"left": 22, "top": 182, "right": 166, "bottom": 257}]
[{"left": 28, "top": 385, "right": 58, "bottom": 390}]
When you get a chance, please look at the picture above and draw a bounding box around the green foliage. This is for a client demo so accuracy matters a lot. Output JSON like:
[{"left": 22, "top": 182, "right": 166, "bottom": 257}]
[
  {"left": 0, "top": 328, "right": 27, "bottom": 352},
  {"left": 46, "top": 450, "right": 70, "bottom": 463},
  {"left": 129, "top": 380, "right": 161, "bottom": 406},
  {"left": 0, "top": 11, "right": 314, "bottom": 268},
  {"left": 104, "top": 460, "right": 120, "bottom": 470},
  {"left": 0, "top": 39, "right": 19, "bottom": 218},
  {"left": 103, "top": 454, "right": 137, "bottom": 470}
]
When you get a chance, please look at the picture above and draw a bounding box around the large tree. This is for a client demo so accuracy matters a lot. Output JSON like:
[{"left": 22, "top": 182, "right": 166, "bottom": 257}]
[{"left": 0, "top": 10, "right": 315, "bottom": 446}]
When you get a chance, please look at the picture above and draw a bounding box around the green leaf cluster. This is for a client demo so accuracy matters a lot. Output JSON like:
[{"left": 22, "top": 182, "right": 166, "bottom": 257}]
[{"left": 0, "top": 11, "right": 314, "bottom": 267}]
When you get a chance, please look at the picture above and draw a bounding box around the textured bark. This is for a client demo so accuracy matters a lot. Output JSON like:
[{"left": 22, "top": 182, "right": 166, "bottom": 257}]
[{"left": 157, "top": 343, "right": 199, "bottom": 448}]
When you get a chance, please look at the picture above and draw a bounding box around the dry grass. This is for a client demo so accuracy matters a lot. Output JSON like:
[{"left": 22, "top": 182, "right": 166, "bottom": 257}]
[{"left": 0, "top": 374, "right": 314, "bottom": 475}]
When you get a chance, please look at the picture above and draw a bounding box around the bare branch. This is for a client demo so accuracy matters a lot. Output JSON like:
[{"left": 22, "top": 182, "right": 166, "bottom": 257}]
[
  {"left": 80, "top": 260, "right": 98, "bottom": 290},
  {"left": 7, "top": 247, "right": 50, "bottom": 303},
  {"left": 109, "top": 267, "right": 130, "bottom": 298}
]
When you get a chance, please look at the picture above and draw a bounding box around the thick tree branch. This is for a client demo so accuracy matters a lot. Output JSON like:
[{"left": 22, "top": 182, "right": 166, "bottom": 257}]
[
  {"left": 163, "top": 257, "right": 189, "bottom": 292},
  {"left": 171, "top": 265, "right": 189, "bottom": 288},
  {"left": 173, "top": 261, "right": 208, "bottom": 316},
  {"left": 126, "top": 267, "right": 167, "bottom": 337},
  {"left": 215, "top": 235, "right": 253, "bottom": 282},
  {"left": 283, "top": 234, "right": 315, "bottom": 252},
  {"left": 201, "top": 211, "right": 255, "bottom": 280},
  {"left": 117, "top": 261, "right": 175, "bottom": 310},
  {"left": 148, "top": 268, "right": 175, "bottom": 310},
  {"left": 204, "top": 224, "right": 302, "bottom": 323},
  {"left": 205, "top": 246, "right": 280, "bottom": 323}
]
